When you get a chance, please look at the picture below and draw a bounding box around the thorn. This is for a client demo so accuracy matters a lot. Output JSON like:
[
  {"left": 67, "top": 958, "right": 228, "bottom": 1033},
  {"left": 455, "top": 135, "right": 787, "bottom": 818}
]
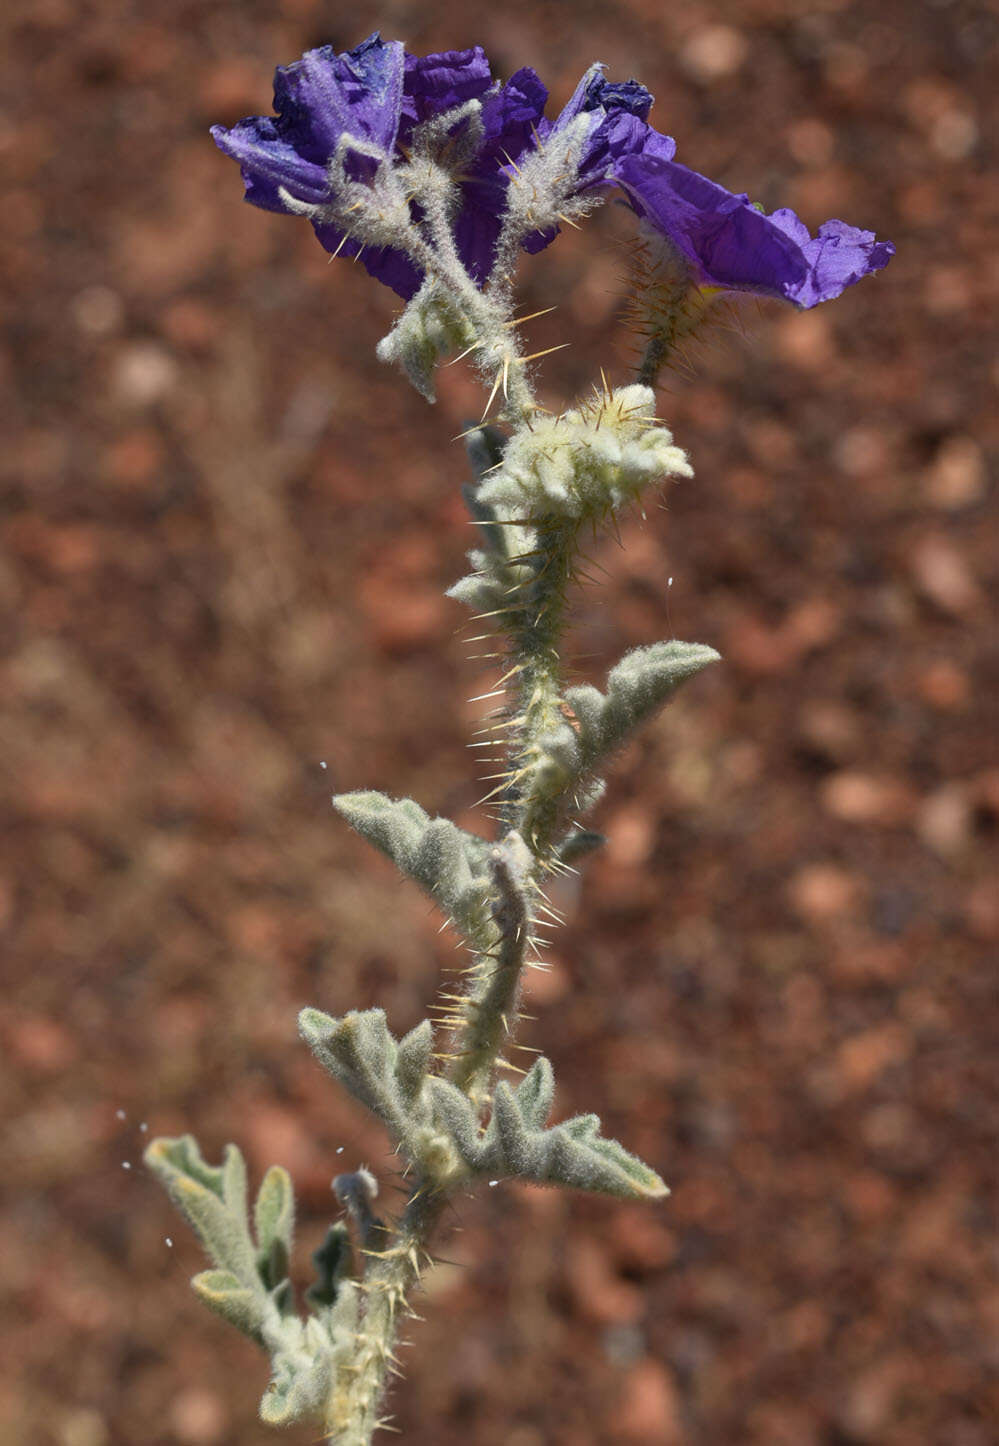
[
  {"left": 446, "top": 339, "right": 485, "bottom": 366},
  {"left": 518, "top": 343, "right": 571, "bottom": 365},
  {"left": 504, "top": 306, "right": 557, "bottom": 328},
  {"left": 480, "top": 369, "right": 504, "bottom": 421}
]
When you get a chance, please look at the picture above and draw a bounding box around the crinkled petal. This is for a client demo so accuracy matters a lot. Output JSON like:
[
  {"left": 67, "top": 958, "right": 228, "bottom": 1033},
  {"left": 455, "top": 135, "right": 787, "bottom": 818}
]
[
  {"left": 273, "top": 34, "right": 405, "bottom": 158},
  {"left": 577, "top": 110, "right": 658, "bottom": 188},
  {"left": 479, "top": 67, "right": 549, "bottom": 158},
  {"left": 458, "top": 67, "right": 551, "bottom": 273},
  {"left": 590, "top": 77, "right": 654, "bottom": 121},
  {"left": 310, "top": 221, "right": 423, "bottom": 299},
  {"left": 211, "top": 117, "right": 330, "bottom": 212},
  {"left": 634, "top": 125, "right": 677, "bottom": 165},
  {"left": 453, "top": 205, "right": 505, "bottom": 286},
  {"left": 545, "top": 63, "right": 605, "bottom": 136},
  {"left": 615, "top": 155, "right": 893, "bottom": 305},
  {"left": 400, "top": 46, "right": 493, "bottom": 136},
  {"left": 770, "top": 214, "right": 896, "bottom": 306},
  {"left": 547, "top": 66, "right": 654, "bottom": 138}
]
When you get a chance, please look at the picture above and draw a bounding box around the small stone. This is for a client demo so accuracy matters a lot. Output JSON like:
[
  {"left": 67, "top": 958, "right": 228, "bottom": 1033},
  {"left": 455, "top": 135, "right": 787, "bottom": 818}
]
[
  {"left": 59, "top": 1409, "right": 109, "bottom": 1446},
  {"left": 836, "top": 1022, "right": 908, "bottom": 1092},
  {"left": 679, "top": 25, "right": 747, "bottom": 81},
  {"left": 820, "top": 771, "right": 915, "bottom": 826},
  {"left": 930, "top": 110, "right": 977, "bottom": 159},
  {"left": 834, "top": 425, "right": 889, "bottom": 479},
  {"left": 169, "top": 1387, "right": 227, "bottom": 1446},
  {"left": 565, "top": 1236, "right": 642, "bottom": 1325},
  {"left": 915, "top": 659, "right": 970, "bottom": 710},
  {"left": 964, "top": 881, "right": 999, "bottom": 941},
  {"left": 923, "top": 436, "right": 986, "bottom": 509},
  {"left": 774, "top": 309, "right": 835, "bottom": 370},
  {"left": 71, "top": 285, "right": 124, "bottom": 336},
  {"left": 112, "top": 341, "right": 178, "bottom": 407},
  {"left": 910, "top": 535, "right": 983, "bottom": 616},
  {"left": 103, "top": 428, "right": 164, "bottom": 490},
  {"left": 916, "top": 784, "right": 972, "bottom": 856},
  {"left": 843, "top": 1170, "right": 896, "bottom": 1224},
  {"left": 787, "top": 118, "right": 834, "bottom": 167},
  {"left": 788, "top": 864, "right": 861, "bottom": 923},
  {"left": 9, "top": 1014, "right": 76, "bottom": 1071},
  {"left": 839, "top": 1355, "right": 914, "bottom": 1438},
  {"left": 616, "top": 1358, "right": 684, "bottom": 1442},
  {"left": 797, "top": 701, "right": 863, "bottom": 762},
  {"left": 603, "top": 802, "right": 656, "bottom": 868}
]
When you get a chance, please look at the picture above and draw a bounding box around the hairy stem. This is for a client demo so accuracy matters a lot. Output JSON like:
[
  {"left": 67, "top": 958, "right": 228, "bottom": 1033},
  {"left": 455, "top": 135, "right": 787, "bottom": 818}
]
[
  {"left": 506, "top": 521, "right": 577, "bottom": 848},
  {"left": 448, "top": 836, "right": 531, "bottom": 1103},
  {"left": 326, "top": 1185, "right": 447, "bottom": 1444},
  {"left": 414, "top": 202, "right": 538, "bottom": 426},
  {"left": 448, "top": 520, "right": 578, "bottom": 1101}
]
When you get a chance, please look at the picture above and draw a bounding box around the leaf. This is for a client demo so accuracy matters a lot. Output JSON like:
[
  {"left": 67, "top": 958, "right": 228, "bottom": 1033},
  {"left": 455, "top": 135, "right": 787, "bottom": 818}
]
[
  {"left": 566, "top": 641, "right": 720, "bottom": 765},
  {"left": 298, "top": 1007, "right": 436, "bottom": 1151},
  {"left": 426, "top": 1059, "right": 668, "bottom": 1202},
  {"left": 514, "top": 1057, "right": 555, "bottom": 1130},
  {"left": 546, "top": 1125, "right": 668, "bottom": 1200},
  {"left": 332, "top": 792, "right": 491, "bottom": 937},
  {"left": 427, "top": 1077, "right": 486, "bottom": 1168},
  {"left": 254, "top": 1166, "right": 295, "bottom": 1291},
  {"left": 395, "top": 1019, "right": 434, "bottom": 1107},
  {"left": 192, "top": 1269, "right": 267, "bottom": 1342},
  {"left": 144, "top": 1136, "right": 258, "bottom": 1283}
]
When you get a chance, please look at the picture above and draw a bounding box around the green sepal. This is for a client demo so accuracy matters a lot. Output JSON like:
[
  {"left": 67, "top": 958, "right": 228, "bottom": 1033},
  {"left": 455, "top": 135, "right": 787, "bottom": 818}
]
[
  {"left": 258, "top": 1318, "right": 333, "bottom": 1427},
  {"left": 375, "top": 277, "right": 476, "bottom": 401},
  {"left": 395, "top": 1019, "right": 434, "bottom": 1107},
  {"left": 514, "top": 1056, "right": 555, "bottom": 1130}
]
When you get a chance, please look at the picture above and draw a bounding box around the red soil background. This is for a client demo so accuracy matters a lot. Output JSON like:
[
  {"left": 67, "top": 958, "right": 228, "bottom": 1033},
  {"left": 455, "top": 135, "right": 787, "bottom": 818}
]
[{"left": 3, "top": 1, "right": 996, "bottom": 1443}]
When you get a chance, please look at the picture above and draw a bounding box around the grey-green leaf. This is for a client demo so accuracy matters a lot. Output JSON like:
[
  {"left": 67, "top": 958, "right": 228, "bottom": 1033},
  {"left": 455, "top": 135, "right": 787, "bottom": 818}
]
[
  {"left": 566, "top": 641, "right": 719, "bottom": 766},
  {"left": 192, "top": 1269, "right": 267, "bottom": 1342},
  {"left": 514, "top": 1056, "right": 555, "bottom": 1130},
  {"left": 144, "top": 1136, "right": 259, "bottom": 1283},
  {"left": 395, "top": 1019, "right": 434, "bottom": 1106},
  {"left": 332, "top": 792, "right": 491, "bottom": 937},
  {"left": 254, "top": 1165, "right": 295, "bottom": 1290},
  {"left": 428, "top": 1059, "right": 668, "bottom": 1202}
]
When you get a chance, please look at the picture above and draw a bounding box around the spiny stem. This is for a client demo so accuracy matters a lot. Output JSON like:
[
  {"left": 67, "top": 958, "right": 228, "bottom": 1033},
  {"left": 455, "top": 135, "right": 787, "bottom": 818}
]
[
  {"left": 414, "top": 193, "right": 538, "bottom": 426},
  {"left": 449, "top": 520, "right": 578, "bottom": 1102},
  {"left": 325, "top": 1185, "right": 447, "bottom": 1444}
]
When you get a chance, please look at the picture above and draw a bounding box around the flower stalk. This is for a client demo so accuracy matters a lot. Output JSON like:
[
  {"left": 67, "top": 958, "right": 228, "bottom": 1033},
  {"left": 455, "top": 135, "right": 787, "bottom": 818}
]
[{"left": 145, "top": 30, "right": 894, "bottom": 1445}]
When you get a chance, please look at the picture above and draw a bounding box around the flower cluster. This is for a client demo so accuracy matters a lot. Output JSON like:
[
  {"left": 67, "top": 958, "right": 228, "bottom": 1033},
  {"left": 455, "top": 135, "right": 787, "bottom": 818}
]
[
  {"left": 213, "top": 34, "right": 657, "bottom": 299},
  {"left": 213, "top": 32, "right": 893, "bottom": 312}
]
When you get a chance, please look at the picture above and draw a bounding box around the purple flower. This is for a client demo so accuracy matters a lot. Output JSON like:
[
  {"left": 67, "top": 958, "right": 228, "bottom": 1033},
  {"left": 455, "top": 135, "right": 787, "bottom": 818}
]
[
  {"left": 614, "top": 152, "right": 894, "bottom": 307},
  {"left": 211, "top": 35, "right": 658, "bottom": 299},
  {"left": 517, "top": 65, "right": 669, "bottom": 256}
]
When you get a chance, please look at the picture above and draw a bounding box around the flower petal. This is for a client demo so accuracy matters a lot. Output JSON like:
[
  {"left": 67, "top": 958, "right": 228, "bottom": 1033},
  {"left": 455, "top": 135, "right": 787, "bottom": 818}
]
[
  {"left": 272, "top": 34, "right": 405, "bottom": 158},
  {"left": 614, "top": 154, "right": 893, "bottom": 305},
  {"left": 400, "top": 46, "right": 493, "bottom": 136},
  {"left": 211, "top": 117, "right": 330, "bottom": 212},
  {"left": 310, "top": 221, "right": 423, "bottom": 299}
]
